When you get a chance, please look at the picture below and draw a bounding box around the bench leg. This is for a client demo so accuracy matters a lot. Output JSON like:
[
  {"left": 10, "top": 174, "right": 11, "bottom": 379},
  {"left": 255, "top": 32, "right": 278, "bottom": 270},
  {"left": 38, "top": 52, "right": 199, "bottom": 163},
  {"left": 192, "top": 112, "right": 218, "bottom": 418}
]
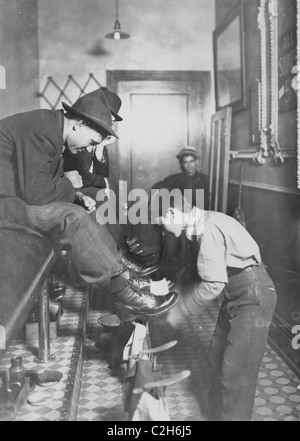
[{"left": 34, "top": 278, "right": 55, "bottom": 363}]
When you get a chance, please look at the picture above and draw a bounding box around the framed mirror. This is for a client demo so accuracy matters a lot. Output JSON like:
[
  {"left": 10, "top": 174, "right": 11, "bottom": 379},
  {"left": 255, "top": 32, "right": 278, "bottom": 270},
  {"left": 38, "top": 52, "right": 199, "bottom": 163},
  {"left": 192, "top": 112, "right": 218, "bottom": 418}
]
[
  {"left": 213, "top": 0, "right": 246, "bottom": 113},
  {"left": 269, "top": 0, "right": 298, "bottom": 164}
]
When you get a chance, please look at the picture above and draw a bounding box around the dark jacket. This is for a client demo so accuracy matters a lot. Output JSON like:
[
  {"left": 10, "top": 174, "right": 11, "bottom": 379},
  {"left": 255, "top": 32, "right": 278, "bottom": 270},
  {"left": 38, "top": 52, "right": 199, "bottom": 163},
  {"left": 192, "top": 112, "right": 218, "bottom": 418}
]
[
  {"left": 152, "top": 171, "right": 210, "bottom": 209},
  {"left": 63, "top": 147, "right": 109, "bottom": 189},
  {"left": 0, "top": 109, "right": 74, "bottom": 229}
]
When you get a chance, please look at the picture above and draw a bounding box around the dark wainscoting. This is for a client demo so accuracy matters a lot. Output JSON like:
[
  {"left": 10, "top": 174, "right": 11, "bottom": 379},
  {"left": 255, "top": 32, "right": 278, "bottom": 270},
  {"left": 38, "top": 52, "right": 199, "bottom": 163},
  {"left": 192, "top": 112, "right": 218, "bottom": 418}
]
[{"left": 228, "top": 183, "right": 300, "bottom": 377}]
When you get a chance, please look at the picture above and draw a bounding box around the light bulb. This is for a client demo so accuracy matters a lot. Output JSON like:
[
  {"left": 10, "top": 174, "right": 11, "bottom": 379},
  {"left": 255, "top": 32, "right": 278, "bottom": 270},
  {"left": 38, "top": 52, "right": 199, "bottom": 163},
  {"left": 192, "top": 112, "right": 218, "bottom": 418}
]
[{"left": 114, "top": 32, "right": 121, "bottom": 40}]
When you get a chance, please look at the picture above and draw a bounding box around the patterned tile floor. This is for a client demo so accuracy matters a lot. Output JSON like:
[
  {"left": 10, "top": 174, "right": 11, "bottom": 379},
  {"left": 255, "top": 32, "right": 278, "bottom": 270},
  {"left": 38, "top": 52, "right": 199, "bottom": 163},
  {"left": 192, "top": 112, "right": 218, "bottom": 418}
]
[
  {"left": 1, "top": 282, "right": 300, "bottom": 421},
  {"left": 77, "top": 290, "right": 300, "bottom": 422}
]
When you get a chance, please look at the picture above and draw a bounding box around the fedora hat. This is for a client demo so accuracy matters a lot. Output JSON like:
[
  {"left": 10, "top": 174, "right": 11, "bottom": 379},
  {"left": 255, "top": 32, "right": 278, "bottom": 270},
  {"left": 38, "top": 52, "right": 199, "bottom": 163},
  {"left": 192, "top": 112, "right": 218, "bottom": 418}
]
[
  {"left": 176, "top": 146, "right": 199, "bottom": 160},
  {"left": 101, "top": 87, "right": 123, "bottom": 121},
  {"left": 62, "top": 89, "right": 119, "bottom": 138}
]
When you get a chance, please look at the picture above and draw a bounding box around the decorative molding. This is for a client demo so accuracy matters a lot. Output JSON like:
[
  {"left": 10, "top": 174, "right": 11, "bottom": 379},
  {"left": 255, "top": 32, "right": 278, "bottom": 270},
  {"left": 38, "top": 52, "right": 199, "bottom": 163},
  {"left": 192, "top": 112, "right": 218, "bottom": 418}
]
[
  {"left": 229, "top": 147, "right": 271, "bottom": 163},
  {"left": 231, "top": 0, "right": 298, "bottom": 167},
  {"left": 229, "top": 178, "right": 300, "bottom": 195},
  {"left": 297, "top": 0, "right": 300, "bottom": 189},
  {"left": 231, "top": 1, "right": 298, "bottom": 167},
  {"left": 229, "top": 149, "right": 263, "bottom": 161},
  {"left": 230, "top": 1, "right": 269, "bottom": 165},
  {"left": 257, "top": 0, "right": 269, "bottom": 164},
  {"left": 269, "top": 0, "right": 281, "bottom": 163}
]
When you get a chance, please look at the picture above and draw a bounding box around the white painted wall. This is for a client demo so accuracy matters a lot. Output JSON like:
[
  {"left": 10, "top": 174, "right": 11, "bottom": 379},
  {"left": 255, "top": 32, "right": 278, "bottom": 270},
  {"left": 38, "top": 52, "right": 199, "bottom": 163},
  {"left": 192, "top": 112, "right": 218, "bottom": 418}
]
[
  {"left": 0, "top": 0, "right": 39, "bottom": 119},
  {"left": 38, "top": 0, "right": 215, "bottom": 104}
]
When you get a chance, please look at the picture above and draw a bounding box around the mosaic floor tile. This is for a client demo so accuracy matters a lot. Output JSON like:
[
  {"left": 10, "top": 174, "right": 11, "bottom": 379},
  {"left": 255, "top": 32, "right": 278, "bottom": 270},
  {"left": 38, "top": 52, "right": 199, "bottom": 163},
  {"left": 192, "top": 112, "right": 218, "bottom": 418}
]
[
  {"left": 76, "top": 288, "right": 300, "bottom": 422},
  {"left": 1, "top": 280, "right": 299, "bottom": 421}
]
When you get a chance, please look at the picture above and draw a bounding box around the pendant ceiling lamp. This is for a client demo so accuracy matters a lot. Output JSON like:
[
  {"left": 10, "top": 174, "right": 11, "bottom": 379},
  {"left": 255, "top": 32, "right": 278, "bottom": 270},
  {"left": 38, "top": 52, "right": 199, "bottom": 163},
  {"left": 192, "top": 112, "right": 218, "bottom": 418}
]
[{"left": 105, "top": 0, "right": 130, "bottom": 40}]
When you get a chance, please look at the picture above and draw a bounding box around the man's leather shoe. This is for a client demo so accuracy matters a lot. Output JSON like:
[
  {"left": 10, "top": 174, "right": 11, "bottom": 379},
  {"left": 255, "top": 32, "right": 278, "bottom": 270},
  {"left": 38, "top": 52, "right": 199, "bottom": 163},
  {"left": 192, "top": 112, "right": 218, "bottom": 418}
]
[
  {"left": 112, "top": 281, "right": 179, "bottom": 320},
  {"left": 128, "top": 250, "right": 160, "bottom": 265},
  {"left": 126, "top": 236, "right": 144, "bottom": 255},
  {"left": 122, "top": 253, "right": 160, "bottom": 277}
]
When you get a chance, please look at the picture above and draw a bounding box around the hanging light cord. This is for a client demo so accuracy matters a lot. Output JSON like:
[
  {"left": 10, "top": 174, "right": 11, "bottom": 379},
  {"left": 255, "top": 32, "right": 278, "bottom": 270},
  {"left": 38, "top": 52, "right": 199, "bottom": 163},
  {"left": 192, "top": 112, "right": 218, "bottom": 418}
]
[
  {"left": 115, "top": 0, "right": 119, "bottom": 22},
  {"left": 105, "top": 0, "right": 130, "bottom": 40}
]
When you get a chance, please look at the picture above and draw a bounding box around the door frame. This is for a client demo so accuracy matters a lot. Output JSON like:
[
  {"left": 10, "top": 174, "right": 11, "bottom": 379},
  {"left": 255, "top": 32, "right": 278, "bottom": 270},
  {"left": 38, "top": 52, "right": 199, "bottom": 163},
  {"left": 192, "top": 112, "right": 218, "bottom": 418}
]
[
  {"left": 107, "top": 70, "right": 213, "bottom": 190},
  {"left": 107, "top": 70, "right": 211, "bottom": 90}
]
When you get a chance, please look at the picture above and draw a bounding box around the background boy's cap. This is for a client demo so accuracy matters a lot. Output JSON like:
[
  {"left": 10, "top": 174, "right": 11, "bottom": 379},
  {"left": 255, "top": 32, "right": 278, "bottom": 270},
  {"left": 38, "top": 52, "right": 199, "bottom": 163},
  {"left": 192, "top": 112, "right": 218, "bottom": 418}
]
[{"left": 176, "top": 146, "right": 199, "bottom": 160}]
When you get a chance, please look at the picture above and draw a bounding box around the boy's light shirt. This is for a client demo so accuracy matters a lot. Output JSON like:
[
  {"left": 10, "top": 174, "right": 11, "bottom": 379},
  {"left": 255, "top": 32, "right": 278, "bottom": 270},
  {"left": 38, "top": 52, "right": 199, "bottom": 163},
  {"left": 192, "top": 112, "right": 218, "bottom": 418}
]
[
  {"left": 185, "top": 207, "right": 205, "bottom": 239},
  {"left": 185, "top": 207, "right": 261, "bottom": 284}
]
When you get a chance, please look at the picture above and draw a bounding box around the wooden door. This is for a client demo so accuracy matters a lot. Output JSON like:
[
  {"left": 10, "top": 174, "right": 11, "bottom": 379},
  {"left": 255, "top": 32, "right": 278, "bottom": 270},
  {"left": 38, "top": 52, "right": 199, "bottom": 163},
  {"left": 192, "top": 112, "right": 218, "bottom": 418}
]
[{"left": 107, "top": 71, "right": 212, "bottom": 247}]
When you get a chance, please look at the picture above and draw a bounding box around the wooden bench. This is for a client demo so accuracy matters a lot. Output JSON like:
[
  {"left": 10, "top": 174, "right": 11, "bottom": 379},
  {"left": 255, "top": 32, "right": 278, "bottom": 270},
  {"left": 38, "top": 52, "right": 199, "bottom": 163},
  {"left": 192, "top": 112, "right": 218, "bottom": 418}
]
[{"left": 0, "top": 229, "right": 61, "bottom": 362}]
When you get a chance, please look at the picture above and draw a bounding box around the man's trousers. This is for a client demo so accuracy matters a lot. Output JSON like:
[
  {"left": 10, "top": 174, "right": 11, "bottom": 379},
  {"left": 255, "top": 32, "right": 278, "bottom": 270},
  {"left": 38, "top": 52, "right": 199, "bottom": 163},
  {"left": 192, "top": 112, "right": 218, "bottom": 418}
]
[
  {"left": 26, "top": 202, "right": 123, "bottom": 288},
  {"left": 208, "top": 262, "right": 277, "bottom": 421}
]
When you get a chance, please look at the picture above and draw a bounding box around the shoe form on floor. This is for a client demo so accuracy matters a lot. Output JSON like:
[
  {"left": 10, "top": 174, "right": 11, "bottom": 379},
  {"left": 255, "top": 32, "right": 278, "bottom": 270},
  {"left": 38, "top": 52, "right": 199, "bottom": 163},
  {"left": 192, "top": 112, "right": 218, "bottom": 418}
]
[
  {"left": 133, "top": 369, "right": 191, "bottom": 394},
  {"left": 122, "top": 253, "right": 160, "bottom": 277},
  {"left": 113, "top": 282, "right": 179, "bottom": 321},
  {"left": 128, "top": 340, "right": 178, "bottom": 360}
]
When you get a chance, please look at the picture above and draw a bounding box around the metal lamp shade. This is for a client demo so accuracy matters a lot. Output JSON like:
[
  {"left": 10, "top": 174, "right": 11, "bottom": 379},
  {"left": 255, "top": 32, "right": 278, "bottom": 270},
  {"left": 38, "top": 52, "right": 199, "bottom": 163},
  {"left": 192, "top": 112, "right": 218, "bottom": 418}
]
[{"left": 105, "top": 19, "right": 130, "bottom": 40}]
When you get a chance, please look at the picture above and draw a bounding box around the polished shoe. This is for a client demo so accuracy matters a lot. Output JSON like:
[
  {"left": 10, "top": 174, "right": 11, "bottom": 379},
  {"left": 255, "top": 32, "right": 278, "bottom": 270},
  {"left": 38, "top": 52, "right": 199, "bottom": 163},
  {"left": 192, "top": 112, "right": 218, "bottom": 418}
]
[
  {"left": 122, "top": 253, "right": 160, "bottom": 277},
  {"left": 126, "top": 236, "right": 144, "bottom": 255},
  {"left": 128, "top": 250, "right": 160, "bottom": 265},
  {"left": 124, "top": 247, "right": 160, "bottom": 264},
  {"left": 113, "top": 282, "right": 179, "bottom": 320}
]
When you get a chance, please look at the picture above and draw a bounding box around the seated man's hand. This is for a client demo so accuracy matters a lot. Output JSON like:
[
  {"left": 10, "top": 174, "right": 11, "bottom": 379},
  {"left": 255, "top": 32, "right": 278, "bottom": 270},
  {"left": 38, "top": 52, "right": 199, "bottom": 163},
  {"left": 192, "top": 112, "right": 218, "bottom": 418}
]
[
  {"left": 64, "top": 171, "right": 83, "bottom": 189},
  {"left": 94, "top": 136, "right": 116, "bottom": 161},
  {"left": 75, "top": 192, "right": 96, "bottom": 213}
]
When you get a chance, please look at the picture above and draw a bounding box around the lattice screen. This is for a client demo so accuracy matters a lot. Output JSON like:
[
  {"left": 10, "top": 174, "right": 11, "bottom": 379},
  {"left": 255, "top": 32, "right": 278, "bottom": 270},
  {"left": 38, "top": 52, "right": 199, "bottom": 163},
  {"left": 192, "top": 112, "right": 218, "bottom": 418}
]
[{"left": 38, "top": 73, "right": 102, "bottom": 110}]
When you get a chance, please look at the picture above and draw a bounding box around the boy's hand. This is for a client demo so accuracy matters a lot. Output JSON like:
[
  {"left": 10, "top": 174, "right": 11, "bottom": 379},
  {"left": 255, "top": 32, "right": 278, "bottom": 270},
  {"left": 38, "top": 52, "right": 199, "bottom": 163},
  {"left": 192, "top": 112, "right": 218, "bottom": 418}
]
[
  {"left": 75, "top": 192, "right": 96, "bottom": 213},
  {"left": 82, "top": 195, "right": 96, "bottom": 213}
]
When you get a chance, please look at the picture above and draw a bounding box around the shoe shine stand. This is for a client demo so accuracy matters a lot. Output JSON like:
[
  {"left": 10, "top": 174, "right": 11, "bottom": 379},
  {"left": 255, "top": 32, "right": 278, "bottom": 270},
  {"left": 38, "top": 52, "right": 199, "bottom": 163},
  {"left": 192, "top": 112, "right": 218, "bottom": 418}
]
[
  {"left": 98, "top": 289, "right": 191, "bottom": 421},
  {"left": 121, "top": 317, "right": 190, "bottom": 421}
]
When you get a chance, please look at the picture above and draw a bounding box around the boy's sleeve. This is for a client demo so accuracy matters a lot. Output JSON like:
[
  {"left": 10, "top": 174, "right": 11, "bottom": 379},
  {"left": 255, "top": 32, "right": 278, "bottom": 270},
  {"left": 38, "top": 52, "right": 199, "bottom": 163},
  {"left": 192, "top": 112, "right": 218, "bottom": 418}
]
[
  {"left": 197, "top": 226, "right": 228, "bottom": 283},
  {"left": 182, "top": 280, "right": 225, "bottom": 315}
]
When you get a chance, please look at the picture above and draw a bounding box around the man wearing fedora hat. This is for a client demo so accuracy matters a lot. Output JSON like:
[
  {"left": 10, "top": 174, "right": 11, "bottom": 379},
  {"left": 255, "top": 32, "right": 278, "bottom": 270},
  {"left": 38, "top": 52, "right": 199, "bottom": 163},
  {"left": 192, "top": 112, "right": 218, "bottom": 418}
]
[
  {"left": 0, "top": 88, "right": 178, "bottom": 319},
  {"left": 63, "top": 87, "right": 160, "bottom": 277},
  {"left": 63, "top": 87, "right": 123, "bottom": 195},
  {"left": 151, "top": 146, "right": 209, "bottom": 280}
]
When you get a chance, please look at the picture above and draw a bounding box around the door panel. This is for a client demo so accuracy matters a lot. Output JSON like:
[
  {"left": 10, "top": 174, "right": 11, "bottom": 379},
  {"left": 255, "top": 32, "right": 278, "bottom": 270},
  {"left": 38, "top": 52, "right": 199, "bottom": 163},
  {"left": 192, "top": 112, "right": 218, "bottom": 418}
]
[
  {"left": 107, "top": 71, "right": 212, "bottom": 247},
  {"left": 131, "top": 93, "right": 188, "bottom": 195}
]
